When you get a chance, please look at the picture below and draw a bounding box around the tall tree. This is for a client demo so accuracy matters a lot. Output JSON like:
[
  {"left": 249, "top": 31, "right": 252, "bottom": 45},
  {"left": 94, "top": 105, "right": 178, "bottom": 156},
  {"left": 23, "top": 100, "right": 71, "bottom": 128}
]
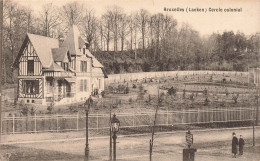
[
  {"left": 40, "top": 3, "right": 61, "bottom": 37},
  {"left": 118, "top": 13, "right": 130, "bottom": 51},
  {"left": 60, "top": 2, "right": 83, "bottom": 30},
  {"left": 135, "top": 9, "right": 150, "bottom": 56},
  {"left": 101, "top": 10, "right": 113, "bottom": 51},
  {"left": 81, "top": 8, "right": 98, "bottom": 50}
]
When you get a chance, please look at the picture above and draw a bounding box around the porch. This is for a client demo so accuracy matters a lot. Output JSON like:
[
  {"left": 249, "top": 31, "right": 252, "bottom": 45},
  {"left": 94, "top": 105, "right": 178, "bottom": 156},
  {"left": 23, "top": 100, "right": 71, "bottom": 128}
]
[{"left": 45, "top": 77, "right": 76, "bottom": 104}]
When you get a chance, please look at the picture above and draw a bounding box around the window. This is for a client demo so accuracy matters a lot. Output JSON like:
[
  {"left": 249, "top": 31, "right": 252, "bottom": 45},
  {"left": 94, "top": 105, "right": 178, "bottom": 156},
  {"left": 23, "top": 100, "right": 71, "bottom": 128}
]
[
  {"left": 80, "top": 79, "right": 88, "bottom": 92},
  {"left": 46, "top": 80, "right": 53, "bottom": 94},
  {"left": 84, "top": 79, "right": 87, "bottom": 91},
  {"left": 66, "top": 83, "right": 71, "bottom": 92},
  {"left": 99, "top": 79, "right": 102, "bottom": 89},
  {"left": 61, "top": 62, "right": 69, "bottom": 71},
  {"left": 80, "top": 61, "right": 87, "bottom": 72},
  {"left": 23, "top": 80, "right": 39, "bottom": 94},
  {"left": 28, "top": 60, "right": 34, "bottom": 75}
]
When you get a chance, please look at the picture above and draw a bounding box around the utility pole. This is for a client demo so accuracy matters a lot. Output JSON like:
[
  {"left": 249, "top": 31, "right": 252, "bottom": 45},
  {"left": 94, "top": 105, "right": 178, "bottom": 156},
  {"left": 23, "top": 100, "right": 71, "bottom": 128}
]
[
  {"left": 256, "top": 86, "right": 259, "bottom": 126},
  {"left": 0, "top": 0, "right": 3, "bottom": 153},
  {"left": 150, "top": 88, "right": 160, "bottom": 161},
  {"left": 109, "top": 105, "right": 112, "bottom": 160}
]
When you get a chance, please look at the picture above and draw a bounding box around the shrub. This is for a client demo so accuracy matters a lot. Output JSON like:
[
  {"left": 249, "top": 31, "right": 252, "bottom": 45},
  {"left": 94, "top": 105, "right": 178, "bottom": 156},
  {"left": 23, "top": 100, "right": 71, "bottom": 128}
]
[
  {"left": 189, "top": 93, "right": 195, "bottom": 100},
  {"left": 101, "top": 91, "right": 105, "bottom": 97},
  {"left": 203, "top": 88, "right": 208, "bottom": 96},
  {"left": 125, "top": 87, "right": 130, "bottom": 94},
  {"left": 183, "top": 89, "right": 186, "bottom": 99},
  {"left": 232, "top": 93, "right": 239, "bottom": 104},
  {"left": 69, "top": 105, "right": 78, "bottom": 112},
  {"left": 204, "top": 96, "right": 209, "bottom": 106},
  {"left": 47, "top": 102, "right": 54, "bottom": 114},
  {"left": 21, "top": 105, "right": 29, "bottom": 116},
  {"left": 133, "top": 84, "right": 137, "bottom": 88},
  {"left": 225, "top": 88, "right": 229, "bottom": 96},
  {"left": 128, "top": 97, "right": 133, "bottom": 104},
  {"left": 30, "top": 107, "right": 36, "bottom": 116},
  {"left": 168, "top": 87, "right": 177, "bottom": 96}
]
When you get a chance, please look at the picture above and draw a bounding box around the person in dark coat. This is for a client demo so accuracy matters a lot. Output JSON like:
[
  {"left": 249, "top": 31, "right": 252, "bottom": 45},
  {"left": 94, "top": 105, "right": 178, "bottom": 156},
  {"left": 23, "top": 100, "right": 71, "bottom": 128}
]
[
  {"left": 239, "top": 135, "right": 245, "bottom": 155},
  {"left": 232, "top": 132, "right": 239, "bottom": 158}
]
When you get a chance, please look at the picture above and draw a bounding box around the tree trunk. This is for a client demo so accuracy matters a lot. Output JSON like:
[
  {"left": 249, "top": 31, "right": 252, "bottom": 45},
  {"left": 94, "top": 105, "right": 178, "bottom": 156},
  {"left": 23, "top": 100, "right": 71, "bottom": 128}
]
[{"left": 121, "top": 36, "right": 124, "bottom": 52}]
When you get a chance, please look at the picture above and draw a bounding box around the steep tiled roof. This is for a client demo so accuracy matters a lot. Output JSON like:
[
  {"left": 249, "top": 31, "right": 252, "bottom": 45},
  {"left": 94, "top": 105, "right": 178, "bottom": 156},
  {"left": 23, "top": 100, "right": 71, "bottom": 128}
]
[
  {"left": 42, "top": 62, "right": 64, "bottom": 72},
  {"left": 27, "top": 34, "right": 58, "bottom": 68},
  {"left": 61, "top": 25, "right": 87, "bottom": 56},
  {"left": 85, "top": 50, "right": 103, "bottom": 68},
  {"left": 52, "top": 48, "right": 70, "bottom": 62}
]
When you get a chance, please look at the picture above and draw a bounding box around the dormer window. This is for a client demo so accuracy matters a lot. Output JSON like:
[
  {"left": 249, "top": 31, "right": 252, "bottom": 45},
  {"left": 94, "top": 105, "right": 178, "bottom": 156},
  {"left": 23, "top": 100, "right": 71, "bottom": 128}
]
[{"left": 83, "top": 48, "right": 86, "bottom": 55}]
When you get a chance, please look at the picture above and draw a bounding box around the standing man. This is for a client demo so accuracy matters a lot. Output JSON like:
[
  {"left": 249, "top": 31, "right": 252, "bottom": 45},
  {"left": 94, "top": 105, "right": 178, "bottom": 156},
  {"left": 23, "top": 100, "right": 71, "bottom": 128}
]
[
  {"left": 239, "top": 135, "right": 245, "bottom": 155},
  {"left": 232, "top": 132, "right": 239, "bottom": 158}
]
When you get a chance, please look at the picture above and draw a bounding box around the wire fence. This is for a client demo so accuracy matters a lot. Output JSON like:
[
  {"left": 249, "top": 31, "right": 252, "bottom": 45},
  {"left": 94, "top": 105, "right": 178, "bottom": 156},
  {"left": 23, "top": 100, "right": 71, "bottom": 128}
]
[{"left": 1, "top": 107, "right": 255, "bottom": 135}]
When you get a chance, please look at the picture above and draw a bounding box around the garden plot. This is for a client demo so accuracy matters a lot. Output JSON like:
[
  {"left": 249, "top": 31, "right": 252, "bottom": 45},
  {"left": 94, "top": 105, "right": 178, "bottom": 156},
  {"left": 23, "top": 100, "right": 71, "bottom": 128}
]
[{"left": 1, "top": 73, "right": 257, "bottom": 117}]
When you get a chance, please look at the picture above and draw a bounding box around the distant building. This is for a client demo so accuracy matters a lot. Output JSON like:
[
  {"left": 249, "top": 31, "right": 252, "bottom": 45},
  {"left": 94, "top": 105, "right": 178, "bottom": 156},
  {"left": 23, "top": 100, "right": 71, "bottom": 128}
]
[{"left": 13, "top": 26, "right": 107, "bottom": 105}]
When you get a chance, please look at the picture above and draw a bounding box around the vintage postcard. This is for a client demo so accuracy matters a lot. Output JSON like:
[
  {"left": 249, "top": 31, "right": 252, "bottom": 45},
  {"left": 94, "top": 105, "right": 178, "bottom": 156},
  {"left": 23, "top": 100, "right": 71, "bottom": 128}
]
[{"left": 0, "top": 0, "right": 259, "bottom": 160}]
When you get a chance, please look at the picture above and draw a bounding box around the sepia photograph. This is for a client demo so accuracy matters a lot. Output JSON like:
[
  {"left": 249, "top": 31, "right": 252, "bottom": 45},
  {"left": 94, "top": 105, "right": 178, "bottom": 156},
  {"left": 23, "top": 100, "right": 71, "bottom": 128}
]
[{"left": 0, "top": 0, "right": 259, "bottom": 160}]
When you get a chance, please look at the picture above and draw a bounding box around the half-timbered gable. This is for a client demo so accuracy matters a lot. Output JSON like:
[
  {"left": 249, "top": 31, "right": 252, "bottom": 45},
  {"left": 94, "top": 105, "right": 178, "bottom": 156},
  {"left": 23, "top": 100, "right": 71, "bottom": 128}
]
[{"left": 19, "top": 41, "right": 42, "bottom": 76}]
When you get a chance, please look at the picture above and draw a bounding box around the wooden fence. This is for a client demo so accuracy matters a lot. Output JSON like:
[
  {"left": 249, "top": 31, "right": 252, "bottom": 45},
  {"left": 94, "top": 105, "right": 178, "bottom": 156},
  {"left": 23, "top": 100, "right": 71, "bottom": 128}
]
[{"left": 1, "top": 107, "right": 255, "bottom": 134}]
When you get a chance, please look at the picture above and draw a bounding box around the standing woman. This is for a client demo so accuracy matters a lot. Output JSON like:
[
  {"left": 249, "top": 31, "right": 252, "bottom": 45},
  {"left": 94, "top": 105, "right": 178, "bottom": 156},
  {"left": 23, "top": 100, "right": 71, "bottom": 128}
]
[
  {"left": 232, "top": 132, "right": 239, "bottom": 158},
  {"left": 239, "top": 135, "right": 245, "bottom": 155}
]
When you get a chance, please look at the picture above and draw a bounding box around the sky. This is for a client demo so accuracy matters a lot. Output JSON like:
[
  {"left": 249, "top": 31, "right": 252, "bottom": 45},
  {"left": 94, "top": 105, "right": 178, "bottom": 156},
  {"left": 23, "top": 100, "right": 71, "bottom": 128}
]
[{"left": 13, "top": 0, "right": 260, "bottom": 37}]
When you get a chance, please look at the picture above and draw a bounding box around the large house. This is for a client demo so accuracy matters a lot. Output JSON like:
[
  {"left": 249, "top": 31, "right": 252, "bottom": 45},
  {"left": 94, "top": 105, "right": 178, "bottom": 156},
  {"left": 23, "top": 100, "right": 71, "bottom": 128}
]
[{"left": 13, "top": 26, "right": 107, "bottom": 105}]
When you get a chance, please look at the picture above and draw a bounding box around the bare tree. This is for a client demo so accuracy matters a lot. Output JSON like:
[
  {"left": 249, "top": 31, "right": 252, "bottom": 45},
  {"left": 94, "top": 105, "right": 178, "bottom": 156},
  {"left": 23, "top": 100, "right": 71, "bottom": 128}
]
[
  {"left": 81, "top": 8, "right": 98, "bottom": 50},
  {"left": 118, "top": 13, "right": 130, "bottom": 51},
  {"left": 135, "top": 9, "right": 150, "bottom": 56},
  {"left": 101, "top": 8, "right": 114, "bottom": 51},
  {"left": 40, "top": 3, "right": 61, "bottom": 37},
  {"left": 60, "top": 2, "right": 83, "bottom": 30},
  {"left": 109, "top": 6, "right": 124, "bottom": 52},
  {"left": 3, "top": 0, "right": 30, "bottom": 82}
]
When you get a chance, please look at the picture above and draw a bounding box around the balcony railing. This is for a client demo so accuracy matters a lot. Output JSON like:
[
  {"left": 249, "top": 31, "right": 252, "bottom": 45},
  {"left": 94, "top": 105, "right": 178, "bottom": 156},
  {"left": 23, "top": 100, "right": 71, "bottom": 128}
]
[{"left": 44, "top": 71, "right": 75, "bottom": 77}]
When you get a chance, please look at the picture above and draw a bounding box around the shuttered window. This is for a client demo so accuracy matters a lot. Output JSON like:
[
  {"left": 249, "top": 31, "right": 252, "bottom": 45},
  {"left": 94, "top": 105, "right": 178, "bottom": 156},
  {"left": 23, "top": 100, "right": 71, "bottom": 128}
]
[
  {"left": 80, "top": 79, "right": 88, "bottom": 92},
  {"left": 80, "top": 61, "right": 87, "bottom": 72}
]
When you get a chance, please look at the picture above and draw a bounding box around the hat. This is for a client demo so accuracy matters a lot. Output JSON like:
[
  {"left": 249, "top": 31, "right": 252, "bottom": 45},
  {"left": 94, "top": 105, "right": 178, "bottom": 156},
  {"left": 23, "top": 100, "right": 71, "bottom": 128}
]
[{"left": 232, "top": 132, "right": 236, "bottom": 135}]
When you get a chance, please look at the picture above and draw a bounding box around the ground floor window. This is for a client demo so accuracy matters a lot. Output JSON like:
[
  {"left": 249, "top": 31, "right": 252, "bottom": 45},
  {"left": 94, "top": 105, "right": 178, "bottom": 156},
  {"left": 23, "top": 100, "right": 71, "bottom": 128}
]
[
  {"left": 66, "top": 82, "right": 71, "bottom": 92},
  {"left": 23, "top": 80, "right": 39, "bottom": 94},
  {"left": 46, "top": 79, "right": 53, "bottom": 94},
  {"left": 80, "top": 79, "right": 88, "bottom": 92}
]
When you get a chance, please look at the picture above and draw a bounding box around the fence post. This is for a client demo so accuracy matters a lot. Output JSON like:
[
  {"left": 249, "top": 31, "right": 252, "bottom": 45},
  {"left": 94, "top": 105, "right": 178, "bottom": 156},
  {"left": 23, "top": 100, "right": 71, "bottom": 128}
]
[
  {"left": 77, "top": 112, "right": 79, "bottom": 131},
  {"left": 132, "top": 113, "right": 135, "bottom": 127},
  {"left": 166, "top": 109, "right": 169, "bottom": 126},
  {"left": 197, "top": 108, "right": 200, "bottom": 123},
  {"left": 226, "top": 107, "right": 228, "bottom": 122},
  {"left": 211, "top": 109, "right": 214, "bottom": 123},
  {"left": 12, "top": 115, "right": 15, "bottom": 134},
  {"left": 182, "top": 109, "right": 184, "bottom": 124},
  {"left": 1, "top": 117, "right": 2, "bottom": 135},
  {"left": 56, "top": 115, "right": 59, "bottom": 132},
  {"left": 34, "top": 114, "right": 37, "bottom": 133},
  {"left": 97, "top": 112, "right": 99, "bottom": 131},
  {"left": 240, "top": 107, "right": 242, "bottom": 121}
]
